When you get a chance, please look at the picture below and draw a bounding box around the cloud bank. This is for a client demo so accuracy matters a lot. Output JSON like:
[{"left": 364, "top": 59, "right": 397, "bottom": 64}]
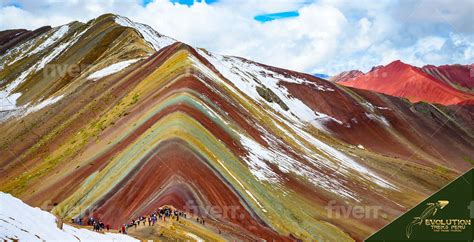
[{"left": 1, "top": 0, "right": 473, "bottom": 75}]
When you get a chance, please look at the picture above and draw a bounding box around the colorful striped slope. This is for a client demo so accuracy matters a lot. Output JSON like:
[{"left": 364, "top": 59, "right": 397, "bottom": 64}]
[{"left": 1, "top": 14, "right": 473, "bottom": 241}]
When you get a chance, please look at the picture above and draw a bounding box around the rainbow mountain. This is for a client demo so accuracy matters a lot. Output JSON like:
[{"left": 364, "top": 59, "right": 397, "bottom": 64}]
[{"left": 1, "top": 14, "right": 473, "bottom": 241}]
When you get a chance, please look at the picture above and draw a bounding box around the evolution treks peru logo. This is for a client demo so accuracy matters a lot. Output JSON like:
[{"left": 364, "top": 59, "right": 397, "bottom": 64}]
[
  {"left": 406, "top": 200, "right": 471, "bottom": 238},
  {"left": 366, "top": 168, "right": 473, "bottom": 242},
  {"left": 405, "top": 200, "right": 450, "bottom": 238}
]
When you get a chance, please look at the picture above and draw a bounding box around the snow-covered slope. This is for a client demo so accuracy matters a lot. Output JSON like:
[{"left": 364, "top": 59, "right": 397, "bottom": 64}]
[
  {"left": 88, "top": 59, "right": 141, "bottom": 80},
  {"left": 114, "top": 16, "right": 175, "bottom": 51},
  {"left": 0, "top": 192, "right": 137, "bottom": 242}
]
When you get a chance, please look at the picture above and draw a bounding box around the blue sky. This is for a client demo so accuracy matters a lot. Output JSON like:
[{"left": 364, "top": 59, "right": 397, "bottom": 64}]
[
  {"left": 165, "top": 0, "right": 219, "bottom": 6},
  {"left": 254, "top": 11, "right": 299, "bottom": 22},
  {"left": 152, "top": 0, "right": 301, "bottom": 23},
  {"left": 1, "top": 0, "right": 473, "bottom": 75}
]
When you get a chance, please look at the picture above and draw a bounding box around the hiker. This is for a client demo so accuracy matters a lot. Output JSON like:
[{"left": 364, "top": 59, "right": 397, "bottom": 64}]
[
  {"left": 148, "top": 217, "right": 151, "bottom": 226},
  {"left": 106, "top": 224, "right": 110, "bottom": 231},
  {"left": 121, "top": 224, "right": 126, "bottom": 234}
]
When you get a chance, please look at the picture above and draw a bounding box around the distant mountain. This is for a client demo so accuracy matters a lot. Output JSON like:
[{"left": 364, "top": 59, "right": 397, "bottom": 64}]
[
  {"left": 0, "top": 14, "right": 473, "bottom": 241},
  {"left": 335, "top": 60, "right": 474, "bottom": 105},
  {"left": 421, "top": 64, "right": 474, "bottom": 90},
  {"left": 329, "top": 70, "right": 364, "bottom": 82}
]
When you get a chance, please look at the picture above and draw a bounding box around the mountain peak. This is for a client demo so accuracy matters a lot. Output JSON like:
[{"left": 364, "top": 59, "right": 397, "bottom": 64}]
[{"left": 383, "top": 59, "right": 413, "bottom": 70}]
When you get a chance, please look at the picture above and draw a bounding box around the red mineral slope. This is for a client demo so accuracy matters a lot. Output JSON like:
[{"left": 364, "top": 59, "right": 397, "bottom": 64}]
[
  {"left": 91, "top": 139, "right": 287, "bottom": 240},
  {"left": 422, "top": 64, "right": 474, "bottom": 90},
  {"left": 338, "top": 60, "right": 474, "bottom": 105}
]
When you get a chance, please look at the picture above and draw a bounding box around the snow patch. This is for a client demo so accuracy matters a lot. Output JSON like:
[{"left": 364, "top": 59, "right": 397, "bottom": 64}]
[
  {"left": 0, "top": 93, "right": 21, "bottom": 112},
  {"left": 195, "top": 50, "right": 342, "bottom": 132},
  {"left": 238, "top": 134, "right": 280, "bottom": 183},
  {"left": 22, "top": 95, "right": 64, "bottom": 116},
  {"left": 33, "top": 25, "right": 91, "bottom": 72},
  {"left": 365, "top": 112, "right": 390, "bottom": 126},
  {"left": 0, "top": 65, "right": 37, "bottom": 113},
  {"left": 29, "top": 25, "right": 69, "bottom": 56},
  {"left": 185, "top": 232, "right": 204, "bottom": 242},
  {"left": 0, "top": 192, "right": 138, "bottom": 242},
  {"left": 376, "top": 106, "right": 390, "bottom": 110},
  {"left": 88, "top": 59, "right": 141, "bottom": 80}
]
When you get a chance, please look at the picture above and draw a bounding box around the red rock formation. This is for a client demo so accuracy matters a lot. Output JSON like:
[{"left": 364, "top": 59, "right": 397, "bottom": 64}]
[
  {"left": 338, "top": 60, "right": 474, "bottom": 105},
  {"left": 422, "top": 64, "right": 474, "bottom": 90}
]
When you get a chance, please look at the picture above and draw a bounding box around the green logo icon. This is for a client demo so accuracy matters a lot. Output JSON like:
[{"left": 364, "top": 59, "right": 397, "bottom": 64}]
[{"left": 406, "top": 200, "right": 449, "bottom": 238}]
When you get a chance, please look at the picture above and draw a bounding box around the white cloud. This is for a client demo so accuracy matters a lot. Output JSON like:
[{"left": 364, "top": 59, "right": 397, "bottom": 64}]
[{"left": 0, "top": 0, "right": 473, "bottom": 75}]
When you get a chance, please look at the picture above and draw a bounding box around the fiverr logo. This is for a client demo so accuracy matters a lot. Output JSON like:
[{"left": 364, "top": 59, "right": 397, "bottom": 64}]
[{"left": 468, "top": 201, "right": 474, "bottom": 218}]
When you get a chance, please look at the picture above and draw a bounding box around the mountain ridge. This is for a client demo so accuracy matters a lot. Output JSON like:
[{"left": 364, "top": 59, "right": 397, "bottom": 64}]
[{"left": 332, "top": 60, "right": 474, "bottom": 105}]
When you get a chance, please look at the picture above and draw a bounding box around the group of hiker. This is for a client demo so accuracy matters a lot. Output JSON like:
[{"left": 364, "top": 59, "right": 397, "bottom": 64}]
[
  {"left": 117, "top": 206, "right": 189, "bottom": 234},
  {"left": 74, "top": 206, "right": 194, "bottom": 234},
  {"left": 196, "top": 217, "right": 206, "bottom": 225},
  {"left": 72, "top": 217, "right": 110, "bottom": 232}
]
